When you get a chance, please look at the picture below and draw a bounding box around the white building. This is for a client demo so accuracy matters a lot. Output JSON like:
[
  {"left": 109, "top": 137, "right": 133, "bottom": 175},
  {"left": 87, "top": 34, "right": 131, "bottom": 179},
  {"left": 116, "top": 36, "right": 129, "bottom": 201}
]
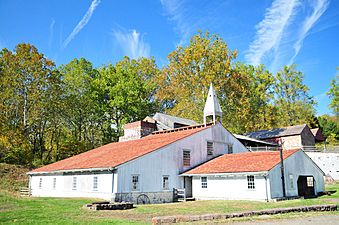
[
  {"left": 27, "top": 84, "right": 325, "bottom": 203},
  {"left": 183, "top": 149, "right": 325, "bottom": 201},
  {"left": 306, "top": 151, "right": 339, "bottom": 180}
]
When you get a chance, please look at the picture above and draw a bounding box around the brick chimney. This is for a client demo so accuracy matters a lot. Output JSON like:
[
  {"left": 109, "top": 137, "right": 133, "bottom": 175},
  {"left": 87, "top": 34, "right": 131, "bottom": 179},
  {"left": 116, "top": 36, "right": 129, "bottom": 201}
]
[{"left": 119, "top": 120, "right": 157, "bottom": 142}]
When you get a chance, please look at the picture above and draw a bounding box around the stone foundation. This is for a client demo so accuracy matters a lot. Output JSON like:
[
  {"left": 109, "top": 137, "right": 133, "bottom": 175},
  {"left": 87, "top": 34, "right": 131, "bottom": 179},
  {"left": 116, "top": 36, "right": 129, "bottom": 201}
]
[{"left": 114, "top": 191, "right": 173, "bottom": 204}]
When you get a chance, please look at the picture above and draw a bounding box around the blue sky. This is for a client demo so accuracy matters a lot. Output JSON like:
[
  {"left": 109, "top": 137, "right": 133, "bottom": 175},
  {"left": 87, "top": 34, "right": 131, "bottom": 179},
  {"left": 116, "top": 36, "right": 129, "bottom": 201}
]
[{"left": 0, "top": 0, "right": 338, "bottom": 115}]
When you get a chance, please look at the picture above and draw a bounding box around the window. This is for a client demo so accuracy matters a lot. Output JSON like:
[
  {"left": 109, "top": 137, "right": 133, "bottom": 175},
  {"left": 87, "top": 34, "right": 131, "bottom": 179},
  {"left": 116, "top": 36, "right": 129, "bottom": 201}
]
[
  {"left": 162, "top": 176, "right": 169, "bottom": 190},
  {"left": 93, "top": 176, "right": 98, "bottom": 191},
  {"left": 289, "top": 174, "right": 294, "bottom": 189},
  {"left": 132, "top": 175, "right": 139, "bottom": 191},
  {"left": 228, "top": 144, "right": 233, "bottom": 154},
  {"left": 307, "top": 177, "right": 314, "bottom": 187},
  {"left": 39, "top": 178, "right": 42, "bottom": 189},
  {"left": 201, "top": 177, "right": 207, "bottom": 188},
  {"left": 207, "top": 142, "right": 214, "bottom": 156},
  {"left": 247, "top": 175, "right": 255, "bottom": 189},
  {"left": 72, "top": 177, "right": 77, "bottom": 190},
  {"left": 53, "top": 178, "right": 56, "bottom": 190},
  {"left": 183, "top": 150, "right": 191, "bottom": 167}
]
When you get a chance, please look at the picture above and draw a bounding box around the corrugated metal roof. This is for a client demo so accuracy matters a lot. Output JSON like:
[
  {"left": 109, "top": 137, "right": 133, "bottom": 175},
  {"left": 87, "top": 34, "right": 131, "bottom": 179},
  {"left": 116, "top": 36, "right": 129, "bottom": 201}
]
[
  {"left": 153, "top": 112, "right": 198, "bottom": 130},
  {"left": 245, "top": 124, "right": 308, "bottom": 140},
  {"left": 234, "top": 134, "right": 278, "bottom": 146}
]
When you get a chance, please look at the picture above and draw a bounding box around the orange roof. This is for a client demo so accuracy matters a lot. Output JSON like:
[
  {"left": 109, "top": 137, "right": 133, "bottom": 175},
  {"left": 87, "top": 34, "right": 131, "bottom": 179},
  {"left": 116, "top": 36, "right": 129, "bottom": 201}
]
[
  {"left": 31, "top": 125, "right": 209, "bottom": 173},
  {"left": 184, "top": 149, "right": 300, "bottom": 175}
]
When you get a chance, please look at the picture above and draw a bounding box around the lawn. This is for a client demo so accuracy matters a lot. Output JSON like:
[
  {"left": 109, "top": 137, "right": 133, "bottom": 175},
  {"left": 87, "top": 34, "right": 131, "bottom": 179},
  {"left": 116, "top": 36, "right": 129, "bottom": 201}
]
[{"left": 0, "top": 183, "right": 338, "bottom": 224}]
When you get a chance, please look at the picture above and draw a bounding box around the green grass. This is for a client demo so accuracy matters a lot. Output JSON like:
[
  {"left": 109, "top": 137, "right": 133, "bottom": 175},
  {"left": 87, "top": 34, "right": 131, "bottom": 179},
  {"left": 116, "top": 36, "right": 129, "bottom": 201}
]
[{"left": 0, "top": 183, "right": 338, "bottom": 224}]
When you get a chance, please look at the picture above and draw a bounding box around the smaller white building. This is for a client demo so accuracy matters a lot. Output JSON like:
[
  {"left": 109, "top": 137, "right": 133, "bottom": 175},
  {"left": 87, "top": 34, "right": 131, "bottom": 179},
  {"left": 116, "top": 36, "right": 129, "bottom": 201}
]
[{"left": 183, "top": 149, "right": 325, "bottom": 201}]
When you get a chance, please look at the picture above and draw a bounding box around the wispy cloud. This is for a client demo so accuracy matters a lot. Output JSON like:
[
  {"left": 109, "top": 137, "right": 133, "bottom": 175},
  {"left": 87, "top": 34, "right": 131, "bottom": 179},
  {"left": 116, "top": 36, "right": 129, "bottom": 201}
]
[
  {"left": 62, "top": 0, "right": 100, "bottom": 49},
  {"left": 289, "top": 0, "right": 329, "bottom": 64},
  {"left": 48, "top": 19, "right": 55, "bottom": 49},
  {"left": 160, "top": 0, "right": 227, "bottom": 46},
  {"left": 245, "top": 0, "right": 299, "bottom": 66},
  {"left": 112, "top": 28, "right": 150, "bottom": 59}
]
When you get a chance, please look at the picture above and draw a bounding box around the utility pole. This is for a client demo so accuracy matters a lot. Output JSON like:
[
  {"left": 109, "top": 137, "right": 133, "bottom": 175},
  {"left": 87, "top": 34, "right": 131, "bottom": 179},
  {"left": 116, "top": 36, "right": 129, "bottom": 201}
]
[{"left": 279, "top": 145, "right": 286, "bottom": 198}]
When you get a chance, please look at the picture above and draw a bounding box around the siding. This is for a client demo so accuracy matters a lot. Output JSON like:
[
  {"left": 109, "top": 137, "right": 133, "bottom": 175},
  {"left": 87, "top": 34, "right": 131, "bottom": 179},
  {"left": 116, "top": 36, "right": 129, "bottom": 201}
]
[
  {"left": 30, "top": 171, "right": 116, "bottom": 200},
  {"left": 116, "top": 123, "right": 248, "bottom": 193},
  {"left": 191, "top": 174, "right": 270, "bottom": 201}
]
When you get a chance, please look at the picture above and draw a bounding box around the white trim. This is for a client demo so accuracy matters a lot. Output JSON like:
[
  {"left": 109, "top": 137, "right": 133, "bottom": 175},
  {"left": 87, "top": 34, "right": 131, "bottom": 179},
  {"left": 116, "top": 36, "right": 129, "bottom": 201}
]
[
  {"left": 182, "top": 171, "right": 268, "bottom": 177},
  {"left": 27, "top": 167, "right": 115, "bottom": 175}
]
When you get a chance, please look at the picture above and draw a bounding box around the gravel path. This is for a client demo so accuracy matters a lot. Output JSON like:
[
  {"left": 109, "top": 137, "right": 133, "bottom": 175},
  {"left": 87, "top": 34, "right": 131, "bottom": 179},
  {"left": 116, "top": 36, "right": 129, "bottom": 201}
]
[{"left": 229, "top": 215, "right": 339, "bottom": 225}]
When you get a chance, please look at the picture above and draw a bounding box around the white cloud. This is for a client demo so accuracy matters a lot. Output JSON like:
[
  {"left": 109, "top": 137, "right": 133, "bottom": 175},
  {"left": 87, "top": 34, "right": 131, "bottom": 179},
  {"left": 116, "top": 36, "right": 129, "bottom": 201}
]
[
  {"left": 289, "top": 0, "right": 329, "bottom": 64},
  {"left": 160, "top": 0, "right": 190, "bottom": 45},
  {"left": 112, "top": 29, "right": 150, "bottom": 59},
  {"left": 62, "top": 0, "right": 100, "bottom": 49},
  {"left": 245, "top": 0, "right": 299, "bottom": 66},
  {"left": 48, "top": 19, "right": 55, "bottom": 49}
]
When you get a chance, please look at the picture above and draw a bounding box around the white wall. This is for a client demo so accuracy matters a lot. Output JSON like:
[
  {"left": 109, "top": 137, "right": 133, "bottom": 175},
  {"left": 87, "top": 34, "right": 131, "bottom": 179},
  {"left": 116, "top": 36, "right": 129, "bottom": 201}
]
[
  {"left": 116, "top": 123, "right": 248, "bottom": 193},
  {"left": 30, "top": 171, "right": 116, "bottom": 201},
  {"left": 191, "top": 174, "right": 270, "bottom": 201},
  {"left": 269, "top": 150, "right": 325, "bottom": 198},
  {"left": 306, "top": 152, "right": 339, "bottom": 180}
]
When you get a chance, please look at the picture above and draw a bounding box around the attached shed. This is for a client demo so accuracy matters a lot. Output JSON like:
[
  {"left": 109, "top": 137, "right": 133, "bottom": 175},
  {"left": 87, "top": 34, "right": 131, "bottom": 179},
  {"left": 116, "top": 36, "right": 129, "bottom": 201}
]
[{"left": 183, "top": 149, "right": 325, "bottom": 201}]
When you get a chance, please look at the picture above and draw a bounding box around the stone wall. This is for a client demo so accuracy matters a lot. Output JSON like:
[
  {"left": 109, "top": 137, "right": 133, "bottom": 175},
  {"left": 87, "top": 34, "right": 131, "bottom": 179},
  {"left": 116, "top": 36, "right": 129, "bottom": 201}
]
[{"left": 114, "top": 191, "right": 173, "bottom": 204}]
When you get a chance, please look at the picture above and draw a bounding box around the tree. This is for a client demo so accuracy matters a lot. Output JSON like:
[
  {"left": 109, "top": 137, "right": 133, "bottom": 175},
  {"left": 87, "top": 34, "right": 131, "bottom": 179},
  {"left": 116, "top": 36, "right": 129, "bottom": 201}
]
[
  {"left": 0, "top": 44, "right": 60, "bottom": 165},
  {"left": 274, "top": 64, "right": 316, "bottom": 127},
  {"left": 155, "top": 31, "right": 237, "bottom": 124},
  {"left": 93, "top": 57, "right": 159, "bottom": 142},
  {"left": 327, "top": 73, "right": 338, "bottom": 116}
]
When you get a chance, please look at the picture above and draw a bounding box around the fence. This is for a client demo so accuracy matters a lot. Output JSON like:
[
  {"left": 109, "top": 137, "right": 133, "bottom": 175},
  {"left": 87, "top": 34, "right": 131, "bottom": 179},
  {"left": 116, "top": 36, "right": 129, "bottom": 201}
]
[{"left": 247, "top": 145, "right": 339, "bottom": 153}]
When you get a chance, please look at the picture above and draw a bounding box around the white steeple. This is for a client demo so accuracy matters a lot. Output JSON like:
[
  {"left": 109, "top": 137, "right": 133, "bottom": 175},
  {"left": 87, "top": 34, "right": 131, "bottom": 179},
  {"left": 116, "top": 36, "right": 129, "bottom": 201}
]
[{"left": 203, "top": 83, "right": 222, "bottom": 125}]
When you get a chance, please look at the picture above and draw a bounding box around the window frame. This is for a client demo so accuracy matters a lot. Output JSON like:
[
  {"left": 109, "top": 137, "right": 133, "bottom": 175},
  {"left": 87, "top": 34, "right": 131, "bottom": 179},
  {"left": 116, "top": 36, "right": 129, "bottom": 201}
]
[
  {"left": 39, "top": 177, "right": 42, "bottom": 189},
  {"left": 93, "top": 176, "right": 98, "bottom": 191},
  {"left": 207, "top": 141, "right": 214, "bottom": 156},
  {"left": 201, "top": 177, "right": 207, "bottom": 189},
  {"left": 131, "top": 175, "right": 140, "bottom": 191},
  {"left": 52, "top": 177, "right": 56, "bottom": 190},
  {"left": 72, "top": 177, "right": 77, "bottom": 190},
  {"left": 183, "top": 149, "right": 191, "bottom": 167},
  {"left": 247, "top": 175, "right": 255, "bottom": 189},
  {"left": 227, "top": 144, "right": 233, "bottom": 154},
  {"left": 307, "top": 177, "right": 314, "bottom": 187},
  {"left": 162, "top": 175, "right": 169, "bottom": 190}
]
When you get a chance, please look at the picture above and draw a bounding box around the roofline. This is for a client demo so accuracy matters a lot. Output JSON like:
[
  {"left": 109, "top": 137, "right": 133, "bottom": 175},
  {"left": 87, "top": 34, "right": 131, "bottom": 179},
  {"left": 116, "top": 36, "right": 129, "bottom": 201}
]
[
  {"left": 151, "top": 122, "right": 213, "bottom": 135},
  {"left": 115, "top": 125, "right": 213, "bottom": 169},
  {"left": 181, "top": 171, "right": 269, "bottom": 176},
  {"left": 302, "top": 150, "right": 326, "bottom": 176},
  {"left": 27, "top": 167, "right": 116, "bottom": 175}
]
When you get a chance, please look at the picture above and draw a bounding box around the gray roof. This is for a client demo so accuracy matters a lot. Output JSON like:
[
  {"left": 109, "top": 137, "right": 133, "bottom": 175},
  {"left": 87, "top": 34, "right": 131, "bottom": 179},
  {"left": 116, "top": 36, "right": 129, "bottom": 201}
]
[
  {"left": 152, "top": 113, "right": 198, "bottom": 130},
  {"left": 245, "top": 124, "right": 308, "bottom": 140},
  {"left": 234, "top": 134, "right": 278, "bottom": 146}
]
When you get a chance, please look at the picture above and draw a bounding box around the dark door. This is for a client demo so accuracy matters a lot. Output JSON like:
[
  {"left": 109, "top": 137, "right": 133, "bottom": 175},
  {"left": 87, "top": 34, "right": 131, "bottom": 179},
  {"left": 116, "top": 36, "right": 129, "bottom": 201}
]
[{"left": 297, "top": 176, "right": 315, "bottom": 198}]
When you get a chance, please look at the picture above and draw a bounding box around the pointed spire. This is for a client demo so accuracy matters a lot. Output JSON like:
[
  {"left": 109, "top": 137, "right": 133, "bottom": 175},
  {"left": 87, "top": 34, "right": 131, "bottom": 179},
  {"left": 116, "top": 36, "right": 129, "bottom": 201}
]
[{"left": 203, "top": 83, "right": 222, "bottom": 125}]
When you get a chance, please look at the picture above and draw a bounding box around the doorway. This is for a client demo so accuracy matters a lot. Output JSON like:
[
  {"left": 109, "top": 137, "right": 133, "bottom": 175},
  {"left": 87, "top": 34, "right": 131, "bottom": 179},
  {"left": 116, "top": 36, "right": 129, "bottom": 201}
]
[{"left": 297, "top": 176, "right": 315, "bottom": 198}]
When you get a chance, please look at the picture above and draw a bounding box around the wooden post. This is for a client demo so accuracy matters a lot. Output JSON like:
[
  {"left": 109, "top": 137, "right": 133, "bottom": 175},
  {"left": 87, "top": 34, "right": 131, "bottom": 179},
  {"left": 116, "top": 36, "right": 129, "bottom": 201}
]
[{"left": 279, "top": 147, "right": 286, "bottom": 198}]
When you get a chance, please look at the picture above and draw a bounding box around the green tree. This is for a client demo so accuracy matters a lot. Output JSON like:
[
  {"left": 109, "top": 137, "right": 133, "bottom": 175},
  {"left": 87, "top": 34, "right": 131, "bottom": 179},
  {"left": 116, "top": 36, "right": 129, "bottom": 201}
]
[
  {"left": 93, "top": 57, "right": 159, "bottom": 142},
  {"left": 327, "top": 73, "right": 338, "bottom": 116},
  {"left": 274, "top": 64, "right": 316, "bottom": 127}
]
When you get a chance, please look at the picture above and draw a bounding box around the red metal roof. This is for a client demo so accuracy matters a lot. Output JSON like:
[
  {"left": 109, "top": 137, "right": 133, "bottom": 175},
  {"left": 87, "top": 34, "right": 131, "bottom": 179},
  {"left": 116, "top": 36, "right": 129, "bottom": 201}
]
[
  {"left": 31, "top": 125, "right": 209, "bottom": 173},
  {"left": 184, "top": 149, "right": 300, "bottom": 175}
]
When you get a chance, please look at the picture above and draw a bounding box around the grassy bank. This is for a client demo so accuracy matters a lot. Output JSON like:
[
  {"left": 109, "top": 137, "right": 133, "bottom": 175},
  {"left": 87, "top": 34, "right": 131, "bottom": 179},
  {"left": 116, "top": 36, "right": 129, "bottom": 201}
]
[
  {"left": 0, "top": 183, "right": 338, "bottom": 224},
  {"left": 0, "top": 163, "right": 29, "bottom": 193}
]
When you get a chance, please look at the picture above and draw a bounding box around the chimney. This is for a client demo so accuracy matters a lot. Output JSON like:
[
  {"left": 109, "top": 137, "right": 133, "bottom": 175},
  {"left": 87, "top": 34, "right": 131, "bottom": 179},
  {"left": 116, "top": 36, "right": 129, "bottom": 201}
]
[{"left": 119, "top": 120, "right": 157, "bottom": 142}]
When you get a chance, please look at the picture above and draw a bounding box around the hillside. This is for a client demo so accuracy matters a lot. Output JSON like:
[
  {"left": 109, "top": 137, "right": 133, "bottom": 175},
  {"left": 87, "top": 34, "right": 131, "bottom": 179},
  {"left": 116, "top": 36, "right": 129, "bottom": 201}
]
[{"left": 0, "top": 163, "right": 29, "bottom": 193}]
